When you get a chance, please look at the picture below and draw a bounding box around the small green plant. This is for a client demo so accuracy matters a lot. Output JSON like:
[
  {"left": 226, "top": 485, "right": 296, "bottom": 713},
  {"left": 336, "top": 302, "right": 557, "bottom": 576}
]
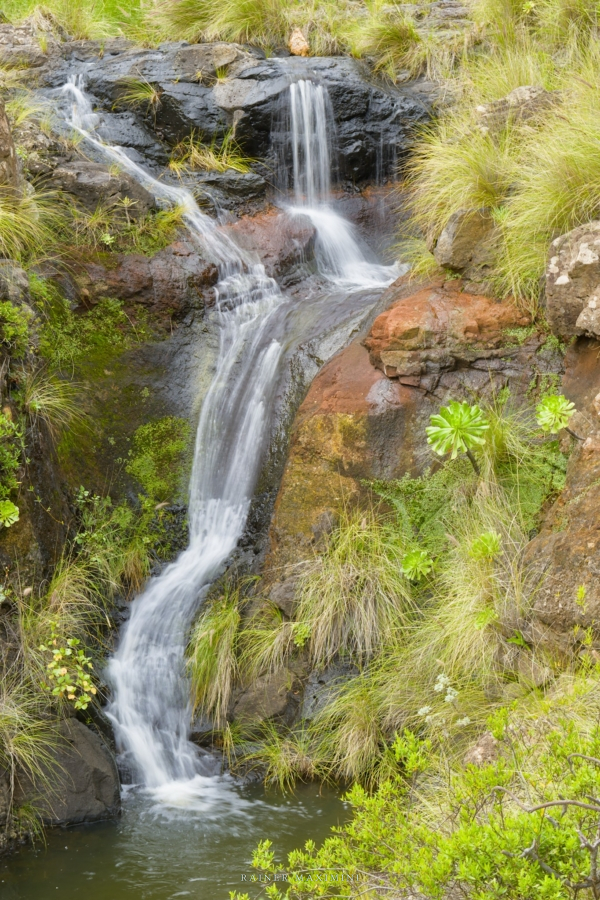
[
  {"left": 19, "top": 368, "right": 84, "bottom": 443},
  {"left": 39, "top": 623, "right": 97, "bottom": 710},
  {"left": 0, "top": 410, "right": 23, "bottom": 500},
  {"left": 401, "top": 548, "right": 433, "bottom": 581},
  {"left": 470, "top": 531, "right": 502, "bottom": 560},
  {"left": 536, "top": 393, "right": 580, "bottom": 438},
  {"left": 0, "top": 499, "right": 19, "bottom": 527},
  {"left": 426, "top": 401, "right": 490, "bottom": 474}
]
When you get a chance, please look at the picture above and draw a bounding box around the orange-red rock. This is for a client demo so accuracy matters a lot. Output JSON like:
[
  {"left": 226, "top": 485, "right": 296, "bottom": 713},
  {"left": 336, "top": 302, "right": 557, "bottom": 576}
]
[{"left": 364, "top": 282, "right": 530, "bottom": 382}]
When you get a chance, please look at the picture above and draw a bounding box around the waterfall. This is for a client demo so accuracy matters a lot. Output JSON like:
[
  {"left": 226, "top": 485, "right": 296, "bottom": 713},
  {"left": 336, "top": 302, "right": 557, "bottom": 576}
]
[
  {"left": 59, "top": 75, "right": 403, "bottom": 807},
  {"left": 284, "top": 79, "right": 403, "bottom": 288}
]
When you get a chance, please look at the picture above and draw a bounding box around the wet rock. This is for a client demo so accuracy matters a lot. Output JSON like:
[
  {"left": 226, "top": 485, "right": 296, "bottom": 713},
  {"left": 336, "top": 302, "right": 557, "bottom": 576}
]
[
  {"left": 475, "top": 85, "right": 557, "bottom": 136},
  {"left": 190, "top": 712, "right": 216, "bottom": 746},
  {"left": 0, "top": 97, "right": 20, "bottom": 190},
  {"left": 545, "top": 221, "right": 600, "bottom": 339},
  {"left": 224, "top": 209, "right": 316, "bottom": 279},
  {"left": 527, "top": 339, "right": 600, "bottom": 639},
  {"left": 301, "top": 662, "right": 359, "bottom": 720},
  {"left": 49, "top": 160, "right": 156, "bottom": 216},
  {"left": 432, "top": 207, "right": 497, "bottom": 274},
  {"left": 79, "top": 239, "right": 219, "bottom": 323},
  {"left": 18, "top": 718, "right": 120, "bottom": 825},
  {"left": 185, "top": 170, "right": 267, "bottom": 211},
  {"left": 44, "top": 43, "right": 428, "bottom": 183},
  {"left": 364, "top": 279, "right": 530, "bottom": 381},
  {"left": 231, "top": 669, "right": 301, "bottom": 725}
]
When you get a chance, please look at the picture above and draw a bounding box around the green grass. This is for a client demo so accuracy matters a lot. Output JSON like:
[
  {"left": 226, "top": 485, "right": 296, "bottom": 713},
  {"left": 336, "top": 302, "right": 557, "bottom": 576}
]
[
  {"left": 2, "top": 0, "right": 148, "bottom": 39},
  {"left": 18, "top": 367, "right": 85, "bottom": 444}
]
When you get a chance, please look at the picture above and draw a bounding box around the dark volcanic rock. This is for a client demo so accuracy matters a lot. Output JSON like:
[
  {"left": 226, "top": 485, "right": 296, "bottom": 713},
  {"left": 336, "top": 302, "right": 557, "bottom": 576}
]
[
  {"left": 42, "top": 42, "right": 428, "bottom": 184},
  {"left": 17, "top": 718, "right": 120, "bottom": 825}
]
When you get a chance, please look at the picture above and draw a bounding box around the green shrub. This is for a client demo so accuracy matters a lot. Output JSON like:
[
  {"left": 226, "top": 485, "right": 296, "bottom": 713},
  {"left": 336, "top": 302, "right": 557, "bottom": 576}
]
[
  {"left": 0, "top": 410, "right": 22, "bottom": 500},
  {"left": 242, "top": 682, "right": 600, "bottom": 900}
]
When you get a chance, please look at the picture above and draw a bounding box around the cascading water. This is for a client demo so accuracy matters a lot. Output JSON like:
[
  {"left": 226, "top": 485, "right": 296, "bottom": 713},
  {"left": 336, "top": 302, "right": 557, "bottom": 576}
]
[
  {"left": 59, "top": 74, "right": 403, "bottom": 808},
  {"left": 62, "top": 77, "right": 287, "bottom": 804},
  {"left": 284, "top": 79, "right": 402, "bottom": 288}
]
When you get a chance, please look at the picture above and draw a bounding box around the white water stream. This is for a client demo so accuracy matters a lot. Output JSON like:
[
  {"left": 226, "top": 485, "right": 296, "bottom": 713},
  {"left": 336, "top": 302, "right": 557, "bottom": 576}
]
[{"left": 61, "top": 76, "right": 401, "bottom": 807}]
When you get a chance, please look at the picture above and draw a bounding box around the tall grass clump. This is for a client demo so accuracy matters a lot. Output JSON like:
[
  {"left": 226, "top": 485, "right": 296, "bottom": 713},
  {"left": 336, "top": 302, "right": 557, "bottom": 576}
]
[
  {"left": 187, "top": 585, "right": 242, "bottom": 728},
  {"left": 0, "top": 189, "right": 63, "bottom": 264},
  {"left": 19, "top": 367, "right": 85, "bottom": 444},
  {"left": 154, "top": 0, "right": 291, "bottom": 45},
  {"left": 346, "top": 4, "right": 425, "bottom": 80},
  {"left": 169, "top": 130, "right": 253, "bottom": 175},
  {"left": 296, "top": 506, "right": 415, "bottom": 669}
]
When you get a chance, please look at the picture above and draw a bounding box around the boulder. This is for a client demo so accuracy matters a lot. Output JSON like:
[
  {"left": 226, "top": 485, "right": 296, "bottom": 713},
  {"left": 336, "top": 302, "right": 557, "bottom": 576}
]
[
  {"left": 268, "top": 576, "right": 301, "bottom": 618},
  {"left": 301, "top": 662, "right": 359, "bottom": 720},
  {"left": 0, "top": 97, "right": 20, "bottom": 191},
  {"left": 0, "top": 19, "right": 61, "bottom": 68},
  {"left": 50, "top": 161, "right": 156, "bottom": 216},
  {"left": 363, "top": 280, "right": 531, "bottom": 385},
  {"left": 17, "top": 718, "right": 120, "bottom": 825},
  {"left": 79, "top": 239, "right": 219, "bottom": 322},
  {"left": 432, "top": 207, "right": 496, "bottom": 273},
  {"left": 545, "top": 221, "right": 600, "bottom": 339},
  {"left": 231, "top": 669, "right": 301, "bottom": 725},
  {"left": 475, "top": 85, "right": 557, "bottom": 136},
  {"left": 224, "top": 210, "right": 316, "bottom": 279},
  {"left": 289, "top": 29, "right": 310, "bottom": 57}
]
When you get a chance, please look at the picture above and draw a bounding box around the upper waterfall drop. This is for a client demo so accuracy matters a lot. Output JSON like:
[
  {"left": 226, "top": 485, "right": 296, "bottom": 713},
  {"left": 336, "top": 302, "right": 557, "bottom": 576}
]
[{"left": 282, "top": 78, "right": 406, "bottom": 289}]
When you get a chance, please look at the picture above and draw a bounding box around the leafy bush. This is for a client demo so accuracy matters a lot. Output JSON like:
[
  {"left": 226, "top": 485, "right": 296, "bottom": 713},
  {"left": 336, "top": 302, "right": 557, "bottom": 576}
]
[
  {"left": 0, "top": 410, "right": 22, "bottom": 501},
  {"left": 241, "top": 683, "right": 600, "bottom": 900}
]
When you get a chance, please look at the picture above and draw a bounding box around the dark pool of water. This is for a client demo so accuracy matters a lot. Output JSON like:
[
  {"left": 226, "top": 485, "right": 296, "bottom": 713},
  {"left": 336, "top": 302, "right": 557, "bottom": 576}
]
[{"left": 1, "top": 782, "right": 347, "bottom": 900}]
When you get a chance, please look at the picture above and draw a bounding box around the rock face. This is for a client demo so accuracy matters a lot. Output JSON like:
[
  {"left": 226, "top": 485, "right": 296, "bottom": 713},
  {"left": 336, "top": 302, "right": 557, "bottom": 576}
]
[
  {"left": 527, "top": 338, "right": 600, "bottom": 641},
  {"left": 267, "top": 278, "right": 561, "bottom": 569},
  {"left": 41, "top": 42, "right": 428, "bottom": 182},
  {"left": 50, "top": 161, "right": 156, "bottom": 216},
  {"left": 78, "top": 239, "right": 219, "bottom": 322},
  {"left": 364, "top": 279, "right": 531, "bottom": 386},
  {"left": 0, "top": 96, "right": 20, "bottom": 190},
  {"left": 18, "top": 719, "right": 120, "bottom": 825},
  {"left": 545, "top": 222, "right": 600, "bottom": 339}
]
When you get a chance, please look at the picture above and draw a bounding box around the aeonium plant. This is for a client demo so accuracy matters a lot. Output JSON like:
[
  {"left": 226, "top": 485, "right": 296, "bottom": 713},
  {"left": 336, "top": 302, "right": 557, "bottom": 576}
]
[
  {"left": 426, "top": 400, "right": 489, "bottom": 474},
  {"left": 535, "top": 393, "right": 582, "bottom": 440}
]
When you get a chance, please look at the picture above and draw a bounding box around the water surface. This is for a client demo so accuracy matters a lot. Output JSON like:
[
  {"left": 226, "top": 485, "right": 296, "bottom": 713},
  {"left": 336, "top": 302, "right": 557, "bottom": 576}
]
[{"left": 1, "top": 783, "right": 347, "bottom": 899}]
